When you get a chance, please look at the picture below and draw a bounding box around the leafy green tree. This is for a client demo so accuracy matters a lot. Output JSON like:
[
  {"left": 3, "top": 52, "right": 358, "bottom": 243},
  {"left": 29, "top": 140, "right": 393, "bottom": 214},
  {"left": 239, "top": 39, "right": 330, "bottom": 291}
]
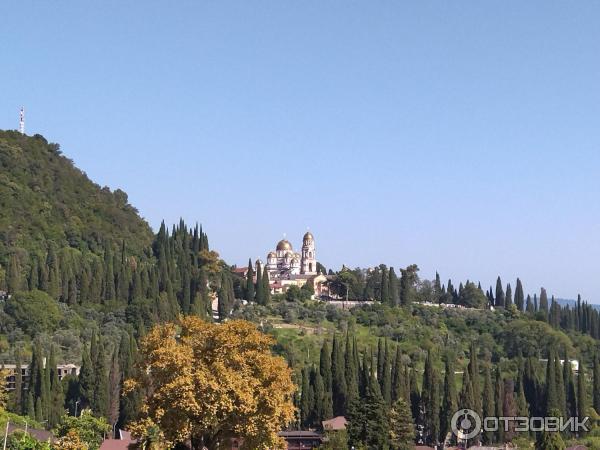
[
  {"left": 54, "top": 410, "right": 111, "bottom": 450},
  {"left": 4, "top": 290, "right": 62, "bottom": 336},
  {"left": 399, "top": 265, "right": 419, "bottom": 306}
]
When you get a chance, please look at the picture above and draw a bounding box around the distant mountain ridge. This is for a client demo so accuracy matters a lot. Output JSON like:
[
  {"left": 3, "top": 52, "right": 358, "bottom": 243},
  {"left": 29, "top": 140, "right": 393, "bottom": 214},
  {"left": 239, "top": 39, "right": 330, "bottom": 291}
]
[
  {"left": 0, "top": 130, "right": 153, "bottom": 263},
  {"left": 556, "top": 297, "right": 600, "bottom": 311}
]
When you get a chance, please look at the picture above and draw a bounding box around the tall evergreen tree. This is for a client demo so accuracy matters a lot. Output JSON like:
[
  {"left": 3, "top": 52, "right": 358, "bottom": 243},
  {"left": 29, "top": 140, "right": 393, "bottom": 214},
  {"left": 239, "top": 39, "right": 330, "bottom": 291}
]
[
  {"left": 422, "top": 351, "right": 440, "bottom": 446},
  {"left": 363, "top": 368, "right": 389, "bottom": 450},
  {"left": 594, "top": 354, "right": 600, "bottom": 415},
  {"left": 262, "top": 265, "right": 271, "bottom": 305},
  {"left": 245, "top": 259, "right": 254, "bottom": 302},
  {"left": 389, "top": 267, "right": 399, "bottom": 306},
  {"left": 300, "top": 367, "right": 312, "bottom": 428},
  {"left": 93, "top": 338, "right": 109, "bottom": 417},
  {"left": 79, "top": 344, "right": 95, "bottom": 409},
  {"left": 331, "top": 334, "right": 347, "bottom": 416},
  {"left": 495, "top": 276, "right": 505, "bottom": 308},
  {"left": 380, "top": 266, "right": 390, "bottom": 304},
  {"left": 515, "top": 278, "right": 525, "bottom": 311},
  {"left": 440, "top": 356, "right": 458, "bottom": 443},
  {"left": 482, "top": 365, "right": 495, "bottom": 445},
  {"left": 577, "top": 358, "right": 587, "bottom": 422},
  {"left": 494, "top": 368, "right": 504, "bottom": 444},
  {"left": 545, "top": 352, "right": 559, "bottom": 415},
  {"left": 505, "top": 283, "right": 513, "bottom": 309},
  {"left": 468, "top": 343, "right": 482, "bottom": 416},
  {"left": 11, "top": 352, "right": 23, "bottom": 414},
  {"left": 540, "top": 288, "right": 549, "bottom": 317},
  {"left": 255, "top": 262, "right": 264, "bottom": 305}
]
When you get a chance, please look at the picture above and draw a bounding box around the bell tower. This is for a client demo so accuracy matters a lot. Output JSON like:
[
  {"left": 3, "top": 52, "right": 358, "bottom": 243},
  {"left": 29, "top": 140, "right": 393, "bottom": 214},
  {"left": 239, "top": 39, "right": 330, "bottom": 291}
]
[{"left": 301, "top": 231, "right": 317, "bottom": 275}]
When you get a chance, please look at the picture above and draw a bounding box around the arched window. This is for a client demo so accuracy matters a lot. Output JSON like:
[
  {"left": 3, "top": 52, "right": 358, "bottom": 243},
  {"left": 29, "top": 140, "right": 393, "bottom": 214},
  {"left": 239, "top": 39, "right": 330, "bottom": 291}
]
[{"left": 309, "top": 263, "right": 313, "bottom": 272}]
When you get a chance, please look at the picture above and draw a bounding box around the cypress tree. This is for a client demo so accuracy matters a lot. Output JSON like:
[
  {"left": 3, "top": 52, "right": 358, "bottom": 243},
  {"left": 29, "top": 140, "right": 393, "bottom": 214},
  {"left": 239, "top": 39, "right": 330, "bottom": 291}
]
[
  {"left": 6, "top": 253, "right": 23, "bottom": 294},
  {"left": 503, "top": 380, "right": 517, "bottom": 442},
  {"left": 377, "top": 338, "right": 385, "bottom": 386},
  {"left": 300, "top": 367, "right": 312, "bottom": 427},
  {"left": 526, "top": 294, "right": 534, "bottom": 313},
  {"left": 345, "top": 333, "right": 359, "bottom": 403},
  {"left": 313, "top": 368, "right": 326, "bottom": 423},
  {"left": 495, "top": 276, "right": 505, "bottom": 308},
  {"left": 382, "top": 341, "right": 392, "bottom": 405},
  {"left": 29, "top": 256, "right": 39, "bottom": 290},
  {"left": 505, "top": 283, "right": 513, "bottom": 309},
  {"left": 468, "top": 343, "right": 482, "bottom": 416},
  {"left": 482, "top": 365, "right": 495, "bottom": 444},
  {"left": 12, "top": 352, "right": 23, "bottom": 414},
  {"left": 380, "top": 266, "right": 389, "bottom": 304},
  {"left": 441, "top": 356, "right": 458, "bottom": 443},
  {"left": 108, "top": 349, "right": 121, "bottom": 428},
  {"left": 35, "top": 397, "right": 43, "bottom": 422},
  {"left": 331, "top": 334, "right": 347, "bottom": 415},
  {"left": 364, "top": 367, "right": 389, "bottom": 449},
  {"left": 93, "top": 338, "right": 109, "bottom": 417},
  {"left": 545, "top": 352, "right": 559, "bottom": 415},
  {"left": 103, "top": 243, "right": 116, "bottom": 301},
  {"left": 389, "top": 267, "right": 399, "bottom": 305},
  {"left": 564, "top": 356, "right": 577, "bottom": 420},
  {"left": 422, "top": 351, "right": 440, "bottom": 445},
  {"left": 262, "top": 265, "right": 271, "bottom": 305},
  {"left": 245, "top": 259, "right": 254, "bottom": 302},
  {"left": 48, "top": 346, "right": 64, "bottom": 427},
  {"left": 409, "top": 368, "right": 420, "bottom": 424},
  {"left": 392, "top": 346, "right": 405, "bottom": 403},
  {"left": 594, "top": 354, "right": 600, "bottom": 414},
  {"left": 494, "top": 368, "right": 504, "bottom": 444},
  {"left": 460, "top": 368, "right": 475, "bottom": 411},
  {"left": 515, "top": 278, "right": 525, "bottom": 311},
  {"left": 79, "top": 344, "right": 95, "bottom": 408},
  {"left": 320, "top": 340, "right": 332, "bottom": 394},
  {"left": 26, "top": 392, "right": 35, "bottom": 419},
  {"left": 540, "top": 288, "right": 549, "bottom": 317},
  {"left": 577, "top": 359, "right": 587, "bottom": 422},
  {"left": 255, "top": 262, "right": 264, "bottom": 305},
  {"left": 554, "top": 354, "right": 566, "bottom": 417}
]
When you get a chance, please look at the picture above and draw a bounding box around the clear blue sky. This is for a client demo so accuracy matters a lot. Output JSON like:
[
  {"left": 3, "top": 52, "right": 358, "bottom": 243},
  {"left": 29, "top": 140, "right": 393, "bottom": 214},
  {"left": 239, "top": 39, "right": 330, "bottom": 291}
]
[{"left": 2, "top": 2, "right": 599, "bottom": 301}]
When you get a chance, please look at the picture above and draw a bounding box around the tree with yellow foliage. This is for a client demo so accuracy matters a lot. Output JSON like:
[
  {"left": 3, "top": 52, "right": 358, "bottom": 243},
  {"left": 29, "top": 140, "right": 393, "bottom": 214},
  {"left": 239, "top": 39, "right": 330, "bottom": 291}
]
[
  {"left": 53, "top": 430, "right": 90, "bottom": 450},
  {"left": 125, "top": 317, "right": 296, "bottom": 450}
]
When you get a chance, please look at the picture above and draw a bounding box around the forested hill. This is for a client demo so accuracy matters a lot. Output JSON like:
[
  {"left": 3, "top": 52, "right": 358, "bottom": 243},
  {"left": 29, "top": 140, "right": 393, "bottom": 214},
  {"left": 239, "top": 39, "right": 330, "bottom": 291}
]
[{"left": 0, "top": 130, "right": 153, "bottom": 262}]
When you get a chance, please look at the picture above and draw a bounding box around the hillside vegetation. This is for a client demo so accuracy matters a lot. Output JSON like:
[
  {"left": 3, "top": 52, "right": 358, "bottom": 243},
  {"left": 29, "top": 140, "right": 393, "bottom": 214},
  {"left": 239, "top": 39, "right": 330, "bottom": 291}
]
[{"left": 0, "top": 130, "right": 153, "bottom": 262}]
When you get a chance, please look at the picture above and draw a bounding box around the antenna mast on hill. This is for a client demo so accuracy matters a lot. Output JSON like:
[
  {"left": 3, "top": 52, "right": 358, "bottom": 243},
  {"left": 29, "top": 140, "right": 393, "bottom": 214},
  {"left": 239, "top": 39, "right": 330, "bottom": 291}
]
[{"left": 19, "top": 107, "right": 25, "bottom": 134}]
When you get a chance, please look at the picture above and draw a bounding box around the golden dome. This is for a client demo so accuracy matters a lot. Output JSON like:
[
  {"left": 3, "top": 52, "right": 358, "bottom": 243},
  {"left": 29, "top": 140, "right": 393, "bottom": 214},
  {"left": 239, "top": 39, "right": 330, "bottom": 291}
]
[
  {"left": 268, "top": 251, "right": 276, "bottom": 258},
  {"left": 303, "top": 231, "right": 314, "bottom": 241},
  {"left": 276, "top": 239, "right": 293, "bottom": 251}
]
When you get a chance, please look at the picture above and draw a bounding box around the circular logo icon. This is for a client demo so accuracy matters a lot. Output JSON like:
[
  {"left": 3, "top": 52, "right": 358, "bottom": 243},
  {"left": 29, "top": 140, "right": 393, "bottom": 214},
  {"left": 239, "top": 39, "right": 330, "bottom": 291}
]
[{"left": 451, "top": 408, "right": 481, "bottom": 440}]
